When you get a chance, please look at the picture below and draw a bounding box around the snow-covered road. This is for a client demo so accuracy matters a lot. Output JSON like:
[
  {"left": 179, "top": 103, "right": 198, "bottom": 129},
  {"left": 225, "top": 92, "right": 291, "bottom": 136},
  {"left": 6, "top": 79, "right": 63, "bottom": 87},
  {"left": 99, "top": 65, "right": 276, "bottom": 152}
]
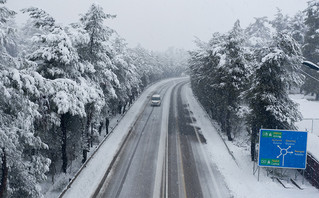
[
  {"left": 95, "top": 79, "right": 229, "bottom": 197},
  {"left": 60, "top": 78, "right": 183, "bottom": 198},
  {"left": 61, "top": 77, "right": 319, "bottom": 198}
]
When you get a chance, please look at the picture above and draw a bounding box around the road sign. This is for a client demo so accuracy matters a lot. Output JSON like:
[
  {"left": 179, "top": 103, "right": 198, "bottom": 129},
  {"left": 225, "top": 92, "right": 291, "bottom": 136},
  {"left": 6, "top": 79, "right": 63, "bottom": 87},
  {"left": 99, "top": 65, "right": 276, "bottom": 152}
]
[{"left": 258, "top": 129, "right": 308, "bottom": 169}]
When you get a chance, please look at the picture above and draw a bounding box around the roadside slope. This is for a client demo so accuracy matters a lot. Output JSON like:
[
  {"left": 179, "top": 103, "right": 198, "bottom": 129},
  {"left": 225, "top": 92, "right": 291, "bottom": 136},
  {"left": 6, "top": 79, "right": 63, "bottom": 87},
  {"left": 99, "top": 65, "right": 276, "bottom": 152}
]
[
  {"left": 184, "top": 83, "right": 319, "bottom": 198},
  {"left": 61, "top": 78, "right": 183, "bottom": 198}
]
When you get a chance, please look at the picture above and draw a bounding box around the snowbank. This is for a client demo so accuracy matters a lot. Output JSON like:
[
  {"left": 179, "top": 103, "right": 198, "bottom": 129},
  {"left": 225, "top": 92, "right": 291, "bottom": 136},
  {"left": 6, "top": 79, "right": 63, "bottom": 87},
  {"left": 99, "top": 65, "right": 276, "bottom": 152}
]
[
  {"left": 61, "top": 78, "right": 182, "bottom": 198},
  {"left": 291, "top": 94, "right": 319, "bottom": 161},
  {"left": 60, "top": 82, "right": 319, "bottom": 198},
  {"left": 184, "top": 86, "right": 319, "bottom": 198}
]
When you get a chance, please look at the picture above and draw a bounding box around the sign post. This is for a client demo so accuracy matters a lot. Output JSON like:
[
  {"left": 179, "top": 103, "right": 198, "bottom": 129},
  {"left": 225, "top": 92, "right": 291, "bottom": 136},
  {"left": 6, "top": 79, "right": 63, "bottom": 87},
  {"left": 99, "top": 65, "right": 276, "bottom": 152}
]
[{"left": 258, "top": 129, "right": 308, "bottom": 169}]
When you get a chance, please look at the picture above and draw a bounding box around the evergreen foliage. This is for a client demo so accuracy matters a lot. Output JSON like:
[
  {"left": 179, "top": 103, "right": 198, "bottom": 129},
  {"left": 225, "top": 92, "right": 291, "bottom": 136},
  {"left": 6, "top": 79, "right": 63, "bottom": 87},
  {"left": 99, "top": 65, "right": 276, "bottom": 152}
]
[
  {"left": 302, "top": 0, "right": 319, "bottom": 99},
  {"left": 246, "top": 33, "right": 303, "bottom": 160},
  {"left": 190, "top": 21, "right": 250, "bottom": 141},
  {"left": 0, "top": 2, "right": 187, "bottom": 197},
  {"left": 1, "top": 0, "right": 316, "bottom": 196},
  {"left": 189, "top": 15, "right": 304, "bottom": 161}
]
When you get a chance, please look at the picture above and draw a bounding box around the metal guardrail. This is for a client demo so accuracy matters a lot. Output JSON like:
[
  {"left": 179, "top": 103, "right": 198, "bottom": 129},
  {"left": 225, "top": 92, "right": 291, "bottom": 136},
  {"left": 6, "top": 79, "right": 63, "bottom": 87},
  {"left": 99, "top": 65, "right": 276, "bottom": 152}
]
[
  {"left": 58, "top": 113, "right": 125, "bottom": 198},
  {"left": 58, "top": 94, "right": 143, "bottom": 197},
  {"left": 302, "top": 118, "right": 319, "bottom": 135},
  {"left": 303, "top": 153, "right": 319, "bottom": 189},
  {"left": 193, "top": 97, "right": 319, "bottom": 189},
  {"left": 192, "top": 92, "right": 239, "bottom": 167},
  {"left": 58, "top": 80, "right": 170, "bottom": 197}
]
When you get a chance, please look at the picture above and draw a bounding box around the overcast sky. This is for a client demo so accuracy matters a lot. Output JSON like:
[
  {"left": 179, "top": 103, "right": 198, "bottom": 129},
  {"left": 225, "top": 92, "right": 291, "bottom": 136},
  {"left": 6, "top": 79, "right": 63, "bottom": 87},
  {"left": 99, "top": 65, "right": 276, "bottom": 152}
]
[{"left": 6, "top": 0, "right": 308, "bottom": 51}]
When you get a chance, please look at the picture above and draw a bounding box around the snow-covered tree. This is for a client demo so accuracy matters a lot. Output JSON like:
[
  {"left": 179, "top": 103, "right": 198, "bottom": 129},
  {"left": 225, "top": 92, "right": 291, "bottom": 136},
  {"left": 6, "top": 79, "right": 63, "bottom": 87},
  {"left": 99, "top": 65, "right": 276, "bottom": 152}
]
[
  {"left": 0, "top": 2, "right": 52, "bottom": 197},
  {"left": 189, "top": 35, "right": 223, "bottom": 115},
  {"left": 0, "top": 0, "right": 17, "bottom": 66},
  {"left": 156, "top": 47, "right": 189, "bottom": 77},
  {"left": 270, "top": 8, "right": 290, "bottom": 33},
  {"left": 190, "top": 21, "right": 251, "bottom": 141},
  {"left": 79, "top": 3, "right": 115, "bottom": 62},
  {"left": 302, "top": 0, "right": 319, "bottom": 99},
  {"left": 78, "top": 3, "right": 119, "bottom": 94},
  {"left": 76, "top": 4, "right": 120, "bottom": 161},
  {"left": 22, "top": 7, "right": 80, "bottom": 79},
  {"left": 128, "top": 46, "right": 163, "bottom": 89},
  {"left": 246, "top": 33, "right": 303, "bottom": 161},
  {"left": 245, "top": 17, "right": 273, "bottom": 48},
  {"left": 111, "top": 36, "right": 140, "bottom": 108},
  {"left": 216, "top": 21, "right": 250, "bottom": 140},
  {"left": 0, "top": 2, "right": 188, "bottom": 197},
  {"left": 23, "top": 7, "right": 105, "bottom": 173},
  {"left": 0, "top": 69, "right": 51, "bottom": 198},
  {"left": 288, "top": 11, "right": 307, "bottom": 45},
  {"left": 303, "top": 0, "right": 319, "bottom": 62}
]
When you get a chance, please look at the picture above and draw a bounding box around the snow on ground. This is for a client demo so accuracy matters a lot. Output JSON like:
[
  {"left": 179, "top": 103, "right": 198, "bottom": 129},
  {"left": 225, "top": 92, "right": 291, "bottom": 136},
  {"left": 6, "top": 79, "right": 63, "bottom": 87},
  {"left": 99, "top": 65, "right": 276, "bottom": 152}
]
[
  {"left": 291, "top": 94, "right": 319, "bottom": 162},
  {"left": 42, "top": 112, "right": 126, "bottom": 197},
  {"left": 61, "top": 78, "right": 179, "bottom": 198},
  {"left": 60, "top": 80, "right": 319, "bottom": 198},
  {"left": 184, "top": 85, "right": 319, "bottom": 198}
]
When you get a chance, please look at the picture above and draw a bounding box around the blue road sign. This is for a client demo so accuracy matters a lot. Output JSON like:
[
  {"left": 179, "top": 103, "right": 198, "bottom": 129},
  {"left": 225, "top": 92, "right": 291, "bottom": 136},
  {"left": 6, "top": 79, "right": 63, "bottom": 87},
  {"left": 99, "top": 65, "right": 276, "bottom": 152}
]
[{"left": 258, "top": 129, "right": 308, "bottom": 169}]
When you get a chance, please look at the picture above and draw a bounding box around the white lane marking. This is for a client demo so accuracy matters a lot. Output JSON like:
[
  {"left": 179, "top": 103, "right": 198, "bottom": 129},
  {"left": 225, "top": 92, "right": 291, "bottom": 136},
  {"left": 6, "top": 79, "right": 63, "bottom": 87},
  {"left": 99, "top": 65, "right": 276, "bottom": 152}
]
[
  {"left": 165, "top": 124, "right": 168, "bottom": 198},
  {"left": 153, "top": 83, "right": 173, "bottom": 198}
]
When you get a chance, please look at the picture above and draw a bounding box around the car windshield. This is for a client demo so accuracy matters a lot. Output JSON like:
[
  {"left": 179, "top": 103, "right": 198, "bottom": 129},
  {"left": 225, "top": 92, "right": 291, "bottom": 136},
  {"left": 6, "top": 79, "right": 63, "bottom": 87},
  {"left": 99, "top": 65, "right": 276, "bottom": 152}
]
[{"left": 152, "top": 96, "right": 160, "bottom": 100}]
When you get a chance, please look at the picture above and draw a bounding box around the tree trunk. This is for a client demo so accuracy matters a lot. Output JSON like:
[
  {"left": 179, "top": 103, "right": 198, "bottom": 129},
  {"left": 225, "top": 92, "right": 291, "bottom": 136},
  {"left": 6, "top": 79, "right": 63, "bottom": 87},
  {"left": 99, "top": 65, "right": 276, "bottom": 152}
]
[
  {"left": 251, "top": 125, "right": 258, "bottom": 161},
  {"left": 81, "top": 119, "right": 88, "bottom": 163},
  {"left": 82, "top": 103, "right": 94, "bottom": 163},
  {"left": 86, "top": 111, "right": 92, "bottom": 149},
  {"left": 0, "top": 148, "right": 8, "bottom": 198},
  {"left": 90, "top": 122, "right": 94, "bottom": 148},
  {"left": 50, "top": 152, "right": 56, "bottom": 184},
  {"left": 225, "top": 110, "right": 233, "bottom": 141},
  {"left": 61, "top": 113, "right": 68, "bottom": 173},
  {"left": 90, "top": 29, "right": 95, "bottom": 56}
]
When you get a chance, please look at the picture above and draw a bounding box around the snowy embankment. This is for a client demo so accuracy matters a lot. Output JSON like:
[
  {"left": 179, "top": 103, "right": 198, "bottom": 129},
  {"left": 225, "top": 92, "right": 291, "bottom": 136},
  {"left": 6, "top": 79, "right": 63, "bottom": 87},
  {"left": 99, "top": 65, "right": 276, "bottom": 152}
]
[
  {"left": 184, "top": 86, "right": 319, "bottom": 198},
  {"left": 60, "top": 80, "right": 319, "bottom": 198},
  {"left": 291, "top": 94, "right": 319, "bottom": 161},
  {"left": 60, "top": 78, "right": 176, "bottom": 198}
]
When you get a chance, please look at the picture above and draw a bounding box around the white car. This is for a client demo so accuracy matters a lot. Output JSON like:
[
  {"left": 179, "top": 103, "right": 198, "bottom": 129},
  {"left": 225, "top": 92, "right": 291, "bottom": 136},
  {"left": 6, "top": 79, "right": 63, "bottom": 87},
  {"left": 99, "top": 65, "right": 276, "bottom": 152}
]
[{"left": 151, "top": 94, "right": 161, "bottom": 106}]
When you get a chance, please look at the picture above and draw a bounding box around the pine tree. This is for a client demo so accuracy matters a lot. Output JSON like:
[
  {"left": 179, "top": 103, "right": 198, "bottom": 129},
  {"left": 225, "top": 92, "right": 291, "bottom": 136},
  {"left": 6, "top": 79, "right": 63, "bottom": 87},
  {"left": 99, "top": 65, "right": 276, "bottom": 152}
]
[
  {"left": 77, "top": 4, "right": 119, "bottom": 160},
  {"left": 129, "top": 46, "right": 163, "bottom": 89},
  {"left": 189, "top": 22, "right": 251, "bottom": 141},
  {"left": 247, "top": 33, "right": 303, "bottom": 161},
  {"left": 0, "top": 1, "right": 187, "bottom": 197},
  {"left": 189, "top": 36, "right": 220, "bottom": 113},
  {"left": 112, "top": 36, "right": 140, "bottom": 109},
  {"left": 288, "top": 11, "right": 307, "bottom": 45},
  {"left": 216, "top": 20, "right": 250, "bottom": 140},
  {"left": 0, "top": 70, "right": 51, "bottom": 197},
  {"left": 0, "top": 1, "right": 17, "bottom": 66},
  {"left": 302, "top": 0, "right": 319, "bottom": 99},
  {"left": 0, "top": 2, "right": 51, "bottom": 197},
  {"left": 270, "top": 8, "right": 290, "bottom": 33},
  {"left": 245, "top": 17, "right": 272, "bottom": 48},
  {"left": 23, "top": 7, "right": 105, "bottom": 173},
  {"left": 79, "top": 3, "right": 115, "bottom": 62}
]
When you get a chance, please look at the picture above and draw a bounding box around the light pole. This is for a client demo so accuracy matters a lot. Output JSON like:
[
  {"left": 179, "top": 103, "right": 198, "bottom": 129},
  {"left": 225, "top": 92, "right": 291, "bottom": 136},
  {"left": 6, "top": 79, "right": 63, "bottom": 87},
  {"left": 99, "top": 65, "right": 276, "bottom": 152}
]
[
  {"left": 299, "top": 61, "right": 319, "bottom": 83},
  {"left": 302, "top": 60, "right": 319, "bottom": 130},
  {"left": 302, "top": 60, "right": 319, "bottom": 71}
]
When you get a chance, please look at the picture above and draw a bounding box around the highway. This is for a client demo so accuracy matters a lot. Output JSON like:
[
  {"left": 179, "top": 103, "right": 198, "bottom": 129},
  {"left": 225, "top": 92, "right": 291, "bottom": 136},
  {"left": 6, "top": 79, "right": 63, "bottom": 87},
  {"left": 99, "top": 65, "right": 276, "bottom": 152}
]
[{"left": 95, "top": 78, "right": 230, "bottom": 198}]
